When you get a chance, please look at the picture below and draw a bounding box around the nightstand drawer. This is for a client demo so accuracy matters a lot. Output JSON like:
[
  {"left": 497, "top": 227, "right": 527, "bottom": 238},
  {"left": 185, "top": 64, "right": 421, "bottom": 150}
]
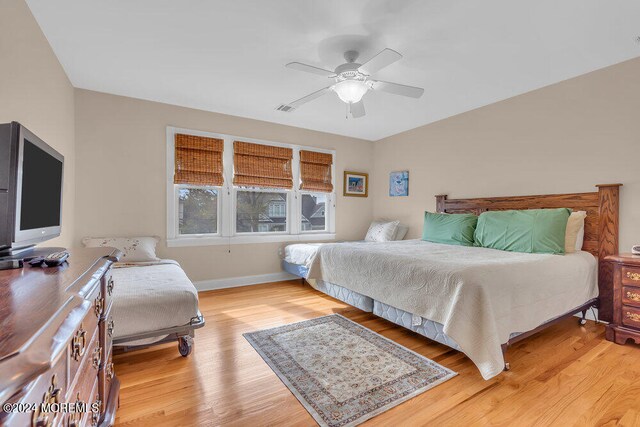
[
  {"left": 622, "top": 266, "right": 640, "bottom": 286},
  {"left": 623, "top": 287, "right": 640, "bottom": 308},
  {"left": 622, "top": 305, "right": 640, "bottom": 329}
]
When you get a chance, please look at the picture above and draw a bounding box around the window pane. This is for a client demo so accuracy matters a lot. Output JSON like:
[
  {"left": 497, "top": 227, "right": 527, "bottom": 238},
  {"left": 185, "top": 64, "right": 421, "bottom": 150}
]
[
  {"left": 301, "top": 193, "right": 327, "bottom": 232},
  {"left": 237, "top": 191, "right": 287, "bottom": 233},
  {"left": 178, "top": 188, "right": 218, "bottom": 234}
]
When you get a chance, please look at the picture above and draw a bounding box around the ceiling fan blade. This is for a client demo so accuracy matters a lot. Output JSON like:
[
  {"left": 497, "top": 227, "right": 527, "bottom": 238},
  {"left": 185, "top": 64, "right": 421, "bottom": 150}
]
[
  {"left": 286, "top": 62, "right": 335, "bottom": 77},
  {"left": 349, "top": 100, "right": 365, "bottom": 118},
  {"left": 358, "top": 48, "right": 402, "bottom": 75},
  {"left": 371, "top": 80, "right": 424, "bottom": 98},
  {"left": 287, "top": 87, "right": 332, "bottom": 109}
]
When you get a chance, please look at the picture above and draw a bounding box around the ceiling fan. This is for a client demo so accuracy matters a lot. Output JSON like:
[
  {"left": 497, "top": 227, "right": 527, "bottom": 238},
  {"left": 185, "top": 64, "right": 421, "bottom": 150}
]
[{"left": 281, "top": 48, "right": 424, "bottom": 118}]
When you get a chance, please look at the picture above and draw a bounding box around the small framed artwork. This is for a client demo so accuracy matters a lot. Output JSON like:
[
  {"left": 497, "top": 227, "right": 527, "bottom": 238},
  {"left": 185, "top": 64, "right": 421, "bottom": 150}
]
[
  {"left": 389, "top": 171, "right": 409, "bottom": 197},
  {"left": 343, "top": 171, "right": 368, "bottom": 197}
]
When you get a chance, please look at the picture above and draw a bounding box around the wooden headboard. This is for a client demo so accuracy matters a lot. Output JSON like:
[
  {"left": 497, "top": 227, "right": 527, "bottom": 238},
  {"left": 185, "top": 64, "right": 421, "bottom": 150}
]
[{"left": 435, "top": 184, "right": 621, "bottom": 322}]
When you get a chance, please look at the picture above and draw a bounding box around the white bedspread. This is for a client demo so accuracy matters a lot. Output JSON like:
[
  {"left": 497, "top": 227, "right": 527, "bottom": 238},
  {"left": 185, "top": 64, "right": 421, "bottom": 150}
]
[
  {"left": 284, "top": 243, "right": 326, "bottom": 268},
  {"left": 111, "top": 260, "right": 199, "bottom": 344},
  {"left": 307, "top": 240, "right": 597, "bottom": 380},
  {"left": 284, "top": 241, "right": 366, "bottom": 268}
]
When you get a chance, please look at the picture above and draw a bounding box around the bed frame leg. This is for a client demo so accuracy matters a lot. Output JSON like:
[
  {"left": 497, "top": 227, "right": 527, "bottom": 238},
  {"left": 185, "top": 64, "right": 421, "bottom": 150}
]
[
  {"left": 300, "top": 277, "right": 305, "bottom": 285},
  {"left": 501, "top": 344, "right": 510, "bottom": 371},
  {"left": 590, "top": 307, "right": 599, "bottom": 324},
  {"left": 579, "top": 309, "right": 588, "bottom": 326}
]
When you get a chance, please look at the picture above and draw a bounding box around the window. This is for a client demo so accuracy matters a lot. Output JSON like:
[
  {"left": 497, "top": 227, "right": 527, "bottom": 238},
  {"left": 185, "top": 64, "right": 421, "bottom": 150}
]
[
  {"left": 301, "top": 193, "right": 327, "bottom": 232},
  {"left": 166, "top": 127, "right": 336, "bottom": 246},
  {"left": 178, "top": 188, "right": 218, "bottom": 235},
  {"left": 236, "top": 190, "right": 288, "bottom": 233}
]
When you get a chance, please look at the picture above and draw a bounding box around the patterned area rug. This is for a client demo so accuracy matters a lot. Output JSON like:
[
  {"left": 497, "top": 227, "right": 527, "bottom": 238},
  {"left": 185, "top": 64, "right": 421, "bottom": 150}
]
[{"left": 244, "top": 314, "right": 456, "bottom": 427}]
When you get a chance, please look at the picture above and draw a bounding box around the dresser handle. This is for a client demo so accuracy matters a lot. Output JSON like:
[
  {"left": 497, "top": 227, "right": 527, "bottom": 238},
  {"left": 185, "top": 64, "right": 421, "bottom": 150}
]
[
  {"left": 67, "top": 393, "right": 82, "bottom": 427},
  {"left": 31, "top": 374, "right": 61, "bottom": 427},
  {"left": 94, "top": 295, "right": 104, "bottom": 317},
  {"left": 106, "top": 362, "right": 115, "bottom": 380},
  {"left": 71, "top": 326, "right": 87, "bottom": 361},
  {"left": 626, "top": 291, "right": 640, "bottom": 302},
  {"left": 107, "top": 319, "right": 115, "bottom": 338},
  {"left": 91, "top": 397, "right": 102, "bottom": 426},
  {"left": 107, "top": 277, "right": 114, "bottom": 296},
  {"left": 626, "top": 312, "right": 640, "bottom": 322},
  {"left": 92, "top": 345, "right": 102, "bottom": 370},
  {"left": 626, "top": 271, "right": 640, "bottom": 281}
]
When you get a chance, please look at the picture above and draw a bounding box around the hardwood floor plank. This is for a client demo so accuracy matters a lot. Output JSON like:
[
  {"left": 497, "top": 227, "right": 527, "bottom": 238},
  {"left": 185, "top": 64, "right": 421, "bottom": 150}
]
[{"left": 113, "top": 280, "right": 640, "bottom": 426}]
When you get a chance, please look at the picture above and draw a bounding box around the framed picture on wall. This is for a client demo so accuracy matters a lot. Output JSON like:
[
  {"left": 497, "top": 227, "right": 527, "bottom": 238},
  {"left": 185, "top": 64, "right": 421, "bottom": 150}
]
[
  {"left": 389, "top": 171, "right": 409, "bottom": 197},
  {"left": 343, "top": 171, "right": 368, "bottom": 197}
]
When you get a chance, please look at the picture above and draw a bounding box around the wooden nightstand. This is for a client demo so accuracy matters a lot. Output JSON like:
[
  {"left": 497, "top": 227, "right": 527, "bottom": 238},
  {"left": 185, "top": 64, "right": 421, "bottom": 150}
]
[{"left": 605, "top": 254, "right": 640, "bottom": 345}]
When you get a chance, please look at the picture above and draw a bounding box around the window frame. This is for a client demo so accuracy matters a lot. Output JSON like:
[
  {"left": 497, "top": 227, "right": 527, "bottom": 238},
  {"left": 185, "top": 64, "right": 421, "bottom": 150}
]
[{"left": 166, "top": 126, "right": 336, "bottom": 247}]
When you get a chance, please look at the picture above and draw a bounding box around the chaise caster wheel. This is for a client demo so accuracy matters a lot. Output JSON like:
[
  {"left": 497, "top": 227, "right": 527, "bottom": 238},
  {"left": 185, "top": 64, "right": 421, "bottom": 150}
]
[
  {"left": 178, "top": 336, "right": 194, "bottom": 357},
  {"left": 504, "top": 362, "right": 511, "bottom": 371}
]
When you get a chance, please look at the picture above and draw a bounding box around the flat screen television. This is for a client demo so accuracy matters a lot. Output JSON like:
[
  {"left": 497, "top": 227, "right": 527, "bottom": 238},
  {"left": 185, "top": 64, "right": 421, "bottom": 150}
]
[{"left": 0, "top": 122, "right": 64, "bottom": 256}]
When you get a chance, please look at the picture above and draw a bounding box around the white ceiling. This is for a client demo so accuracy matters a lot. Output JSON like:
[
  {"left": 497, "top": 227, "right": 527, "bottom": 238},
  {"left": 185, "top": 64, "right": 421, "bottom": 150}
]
[{"left": 27, "top": 0, "right": 640, "bottom": 141}]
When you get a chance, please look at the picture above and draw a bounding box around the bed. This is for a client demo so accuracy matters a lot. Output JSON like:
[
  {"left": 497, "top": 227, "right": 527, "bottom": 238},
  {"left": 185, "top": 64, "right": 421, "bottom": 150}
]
[
  {"left": 305, "top": 184, "right": 621, "bottom": 379},
  {"left": 109, "top": 260, "right": 205, "bottom": 356}
]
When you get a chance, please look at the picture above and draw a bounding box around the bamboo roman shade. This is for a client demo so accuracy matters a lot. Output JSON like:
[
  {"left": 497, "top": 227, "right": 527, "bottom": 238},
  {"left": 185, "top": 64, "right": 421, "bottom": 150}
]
[
  {"left": 300, "top": 150, "right": 333, "bottom": 192},
  {"left": 174, "top": 134, "right": 224, "bottom": 186},
  {"left": 233, "top": 141, "right": 293, "bottom": 189}
]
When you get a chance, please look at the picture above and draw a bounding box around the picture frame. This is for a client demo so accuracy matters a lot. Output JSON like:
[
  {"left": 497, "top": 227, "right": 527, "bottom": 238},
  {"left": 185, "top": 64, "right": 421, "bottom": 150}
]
[
  {"left": 343, "top": 171, "right": 368, "bottom": 197},
  {"left": 389, "top": 170, "right": 409, "bottom": 197}
]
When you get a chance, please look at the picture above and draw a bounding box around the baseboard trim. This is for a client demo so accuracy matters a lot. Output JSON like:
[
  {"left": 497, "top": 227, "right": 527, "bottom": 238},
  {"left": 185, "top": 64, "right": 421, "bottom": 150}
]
[{"left": 195, "top": 272, "right": 299, "bottom": 291}]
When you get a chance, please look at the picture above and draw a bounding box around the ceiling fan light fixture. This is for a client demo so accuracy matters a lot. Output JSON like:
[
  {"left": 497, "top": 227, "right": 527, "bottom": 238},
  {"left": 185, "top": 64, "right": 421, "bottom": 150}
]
[{"left": 332, "top": 79, "right": 369, "bottom": 104}]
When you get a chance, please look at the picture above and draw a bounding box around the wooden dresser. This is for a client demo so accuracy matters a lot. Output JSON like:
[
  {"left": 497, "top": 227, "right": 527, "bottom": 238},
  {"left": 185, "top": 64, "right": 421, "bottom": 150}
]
[
  {"left": 605, "top": 253, "right": 640, "bottom": 346},
  {"left": 0, "top": 247, "right": 121, "bottom": 427}
]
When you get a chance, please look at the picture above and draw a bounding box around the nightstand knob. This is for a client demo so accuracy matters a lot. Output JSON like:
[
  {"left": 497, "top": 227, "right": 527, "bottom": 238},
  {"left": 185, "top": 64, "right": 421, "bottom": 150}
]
[
  {"left": 626, "top": 291, "right": 640, "bottom": 302},
  {"left": 626, "top": 311, "right": 640, "bottom": 322},
  {"left": 626, "top": 271, "right": 640, "bottom": 281}
]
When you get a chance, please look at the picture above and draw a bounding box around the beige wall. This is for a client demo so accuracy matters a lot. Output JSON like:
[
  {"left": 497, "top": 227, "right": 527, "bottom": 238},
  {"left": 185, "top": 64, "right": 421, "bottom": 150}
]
[
  {"left": 372, "top": 57, "right": 640, "bottom": 252},
  {"left": 0, "top": 0, "right": 76, "bottom": 248},
  {"left": 74, "top": 90, "right": 374, "bottom": 282}
]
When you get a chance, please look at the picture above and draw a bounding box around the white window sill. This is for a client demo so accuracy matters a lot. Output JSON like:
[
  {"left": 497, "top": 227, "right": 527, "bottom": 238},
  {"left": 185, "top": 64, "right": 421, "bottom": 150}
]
[{"left": 166, "top": 233, "right": 336, "bottom": 247}]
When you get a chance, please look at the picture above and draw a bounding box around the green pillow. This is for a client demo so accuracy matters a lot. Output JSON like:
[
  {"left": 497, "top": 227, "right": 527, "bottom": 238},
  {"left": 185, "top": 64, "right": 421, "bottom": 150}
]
[
  {"left": 422, "top": 212, "right": 478, "bottom": 246},
  {"left": 474, "top": 208, "right": 571, "bottom": 254}
]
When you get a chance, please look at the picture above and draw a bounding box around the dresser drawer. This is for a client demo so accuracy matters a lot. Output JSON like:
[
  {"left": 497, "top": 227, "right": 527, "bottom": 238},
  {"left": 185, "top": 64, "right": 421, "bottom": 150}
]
[
  {"left": 622, "top": 266, "right": 640, "bottom": 287},
  {"left": 64, "top": 352, "right": 101, "bottom": 427},
  {"left": 102, "top": 269, "right": 115, "bottom": 316},
  {"left": 621, "top": 305, "right": 640, "bottom": 329},
  {"left": 98, "top": 351, "right": 115, "bottom": 415},
  {"left": 2, "top": 354, "right": 67, "bottom": 427},
  {"left": 100, "top": 309, "right": 115, "bottom": 358},
  {"left": 623, "top": 286, "right": 640, "bottom": 308},
  {"left": 68, "top": 305, "right": 100, "bottom": 384}
]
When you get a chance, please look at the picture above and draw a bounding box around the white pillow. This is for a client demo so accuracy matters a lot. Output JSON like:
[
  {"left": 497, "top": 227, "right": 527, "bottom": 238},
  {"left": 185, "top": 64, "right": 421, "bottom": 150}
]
[
  {"left": 394, "top": 225, "right": 409, "bottom": 241},
  {"left": 365, "top": 220, "right": 400, "bottom": 242},
  {"left": 82, "top": 236, "right": 160, "bottom": 262},
  {"left": 575, "top": 222, "right": 585, "bottom": 251},
  {"left": 564, "top": 211, "right": 587, "bottom": 253}
]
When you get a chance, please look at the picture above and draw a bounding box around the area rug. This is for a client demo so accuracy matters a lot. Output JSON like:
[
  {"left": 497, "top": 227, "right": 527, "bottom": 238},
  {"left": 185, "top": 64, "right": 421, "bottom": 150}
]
[{"left": 243, "top": 314, "right": 456, "bottom": 427}]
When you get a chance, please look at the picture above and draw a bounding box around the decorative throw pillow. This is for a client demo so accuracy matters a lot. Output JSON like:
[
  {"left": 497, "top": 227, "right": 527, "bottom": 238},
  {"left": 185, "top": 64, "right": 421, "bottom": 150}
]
[
  {"left": 365, "top": 220, "right": 400, "bottom": 242},
  {"left": 422, "top": 212, "right": 478, "bottom": 246},
  {"left": 565, "top": 211, "right": 587, "bottom": 253},
  {"left": 393, "top": 225, "right": 409, "bottom": 241},
  {"left": 82, "top": 236, "right": 160, "bottom": 262}
]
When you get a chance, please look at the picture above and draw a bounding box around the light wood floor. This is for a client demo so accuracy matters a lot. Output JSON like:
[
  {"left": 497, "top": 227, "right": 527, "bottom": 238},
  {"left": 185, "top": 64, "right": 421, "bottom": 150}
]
[{"left": 113, "top": 280, "right": 640, "bottom": 427}]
